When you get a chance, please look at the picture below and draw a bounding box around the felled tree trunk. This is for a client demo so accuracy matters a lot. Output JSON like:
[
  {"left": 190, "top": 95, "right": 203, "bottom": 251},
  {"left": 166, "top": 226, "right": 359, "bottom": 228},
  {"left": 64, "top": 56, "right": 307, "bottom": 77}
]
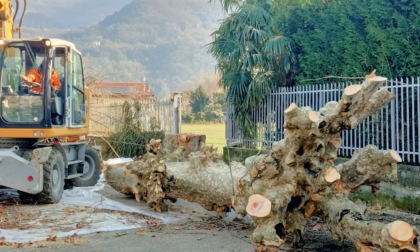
[
  {"left": 104, "top": 144, "right": 245, "bottom": 213},
  {"left": 320, "top": 196, "right": 418, "bottom": 252},
  {"left": 164, "top": 159, "right": 243, "bottom": 212},
  {"left": 103, "top": 139, "right": 176, "bottom": 212},
  {"left": 104, "top": 72, "right": 419, "bottom": 252}
]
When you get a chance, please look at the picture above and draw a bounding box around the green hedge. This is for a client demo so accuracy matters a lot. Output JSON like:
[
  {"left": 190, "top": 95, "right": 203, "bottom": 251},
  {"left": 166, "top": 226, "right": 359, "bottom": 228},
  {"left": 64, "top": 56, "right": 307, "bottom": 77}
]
[{"left": 273, "top": 0, "right": 420, "bottom": 82}]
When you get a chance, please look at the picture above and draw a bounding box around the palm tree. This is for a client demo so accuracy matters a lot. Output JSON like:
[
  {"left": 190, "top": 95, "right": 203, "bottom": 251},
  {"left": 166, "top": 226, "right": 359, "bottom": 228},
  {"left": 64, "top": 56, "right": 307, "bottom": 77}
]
[
  {"left": 209, "top": 0, "right": 295, "bottom": 138},
  {"left": 211, "top": 0, "right": 242, "bottom": 12}
]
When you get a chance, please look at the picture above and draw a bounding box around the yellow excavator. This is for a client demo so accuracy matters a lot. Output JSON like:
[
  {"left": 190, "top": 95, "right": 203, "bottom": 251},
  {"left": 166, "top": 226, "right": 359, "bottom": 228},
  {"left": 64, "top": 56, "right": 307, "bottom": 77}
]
[{"left": 0, "top": 0, "right": 101, "bottom": 203}]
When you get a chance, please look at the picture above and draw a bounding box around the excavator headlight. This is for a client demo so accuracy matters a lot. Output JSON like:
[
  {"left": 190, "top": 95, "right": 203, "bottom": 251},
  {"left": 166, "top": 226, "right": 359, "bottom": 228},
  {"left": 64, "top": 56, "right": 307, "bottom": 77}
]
[
  {"left": 0, "top": 40, "right": 4, "bottom": 46},
  {"left": 43, "top": 39, "right": 51, "bottom": 47}
]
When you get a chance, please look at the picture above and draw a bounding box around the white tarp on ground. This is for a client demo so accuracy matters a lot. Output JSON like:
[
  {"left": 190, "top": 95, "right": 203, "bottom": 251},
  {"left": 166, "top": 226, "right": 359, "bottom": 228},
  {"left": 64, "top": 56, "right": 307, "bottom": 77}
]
[
  {"left": 0, "top": 177, "right": 173, "bottom": 243},
  {"left": 0, "top": 158, "right": 214, "bottom": 243},
  {"left": 0, "top": 159, "right": 237, "bottom": 243}
]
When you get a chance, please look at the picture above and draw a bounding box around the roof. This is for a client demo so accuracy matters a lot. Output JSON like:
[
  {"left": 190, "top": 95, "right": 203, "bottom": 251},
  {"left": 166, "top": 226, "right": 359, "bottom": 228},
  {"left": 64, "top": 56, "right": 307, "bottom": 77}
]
[
  {"left": 1, "top": 37, "right": 80, "bottom": 54},
  {"left": 2, "top": 37, "right": 76, "bottom": 47},
  {"left": 91, "top": 82, "right": 155, "bottom": 99}
]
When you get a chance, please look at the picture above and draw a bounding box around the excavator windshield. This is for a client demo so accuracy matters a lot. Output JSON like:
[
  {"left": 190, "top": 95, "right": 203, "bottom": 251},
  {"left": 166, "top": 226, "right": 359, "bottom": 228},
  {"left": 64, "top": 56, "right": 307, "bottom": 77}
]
[{"left": 0, "top": 40, "right": 52, "bottom": 124}]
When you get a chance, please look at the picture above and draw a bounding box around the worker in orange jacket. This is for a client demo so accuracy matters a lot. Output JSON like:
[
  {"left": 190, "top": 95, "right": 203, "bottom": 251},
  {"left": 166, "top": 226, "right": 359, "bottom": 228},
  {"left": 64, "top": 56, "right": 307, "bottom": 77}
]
[{"left": 23, "top": 58, "right": 61, "bottom": 93}]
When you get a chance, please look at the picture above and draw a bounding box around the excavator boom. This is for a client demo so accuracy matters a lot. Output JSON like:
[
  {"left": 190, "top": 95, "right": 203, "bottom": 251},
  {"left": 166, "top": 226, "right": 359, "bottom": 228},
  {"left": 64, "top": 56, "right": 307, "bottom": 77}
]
[{"left": 0, "top": 0, "right": 26, "bottom": 39}]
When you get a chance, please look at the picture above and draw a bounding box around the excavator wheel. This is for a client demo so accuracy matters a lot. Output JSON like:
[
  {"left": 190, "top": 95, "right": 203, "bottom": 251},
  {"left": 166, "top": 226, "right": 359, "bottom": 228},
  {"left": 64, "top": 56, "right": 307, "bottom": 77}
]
[
  {"left": 18, "top": 191, "right": 37, "bottom": 204},
  {"left": 19, "top": 149, "right": 65, "bottom": 204},
  {"left": 36, "top": 149, "right": 65, "bottom": 203},
  {"left": 71, "top": 147, "right": 101, "bottom": 187}
]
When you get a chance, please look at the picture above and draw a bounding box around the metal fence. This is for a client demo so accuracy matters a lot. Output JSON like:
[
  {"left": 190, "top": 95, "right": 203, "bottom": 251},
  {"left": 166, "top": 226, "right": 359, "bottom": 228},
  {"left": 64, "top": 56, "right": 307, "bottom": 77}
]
[
  {"left": 89, "top": 97, "right": 181, "bottom": 136},
  {"left": 226, "top": 77, "right": 420, "bottom": 164}
]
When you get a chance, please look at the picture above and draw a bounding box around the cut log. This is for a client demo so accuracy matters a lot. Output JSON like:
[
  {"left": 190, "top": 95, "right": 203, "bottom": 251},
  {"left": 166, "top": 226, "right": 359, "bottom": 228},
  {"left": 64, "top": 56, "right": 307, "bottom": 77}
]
[
  {"left": 246, "top": 194, "right": 272, "bottom": 218},
  {"left": 103, "top": 159, "right": 136, "bottom": 195},
  {"left": 337, "top": 84, "right": 362, "bottom": 114},
  {"left": 104, "top": 162, "right": 139, "bottom": 197},
  {"left": 339, "top": 145, "right": 400, "bottom": 194},
  {"left": 318, "top": 74, "right": 393, "bottom": 134},
  {"left": 284, "top": 103, "right": 317, "bottom": 130},
  {"left": 324, "top": 167, "right": 341, "bottom": 183},
  {"left": 388, "top": 221, "right": 414, "bottom": 242},
  {"left": 320, "top": 196, "right": 419, "bottom": 252}
]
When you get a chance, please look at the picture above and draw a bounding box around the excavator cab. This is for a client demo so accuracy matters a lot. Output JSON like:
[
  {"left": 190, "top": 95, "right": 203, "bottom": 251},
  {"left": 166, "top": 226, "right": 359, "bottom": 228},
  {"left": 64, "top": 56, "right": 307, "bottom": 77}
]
[
  {"left": 0, "top": 38, "right": 86, "bottom": 129},
  {"left": 0, "top": 37, "right": 101, "bottom": 204}
]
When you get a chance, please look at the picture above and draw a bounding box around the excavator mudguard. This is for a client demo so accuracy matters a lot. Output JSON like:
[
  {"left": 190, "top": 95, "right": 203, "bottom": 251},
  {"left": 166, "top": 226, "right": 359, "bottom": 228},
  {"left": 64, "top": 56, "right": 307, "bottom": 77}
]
[{"left": 0, "top": 146, "right": 51, "bottom": 194}]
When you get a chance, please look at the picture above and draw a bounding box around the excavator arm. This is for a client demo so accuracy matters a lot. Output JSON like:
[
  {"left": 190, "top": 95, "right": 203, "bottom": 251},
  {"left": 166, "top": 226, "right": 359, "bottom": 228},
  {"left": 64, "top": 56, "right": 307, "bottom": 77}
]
[
  {"left": 0, "top": 0, "right": 26, "bottom": 39},
  {"left": 0, "top": 0, "right": 14, "bottom": 38}
]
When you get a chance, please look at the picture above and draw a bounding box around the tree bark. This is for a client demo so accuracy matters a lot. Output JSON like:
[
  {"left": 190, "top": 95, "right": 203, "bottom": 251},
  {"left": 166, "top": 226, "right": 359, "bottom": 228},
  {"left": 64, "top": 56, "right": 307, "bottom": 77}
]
[
  {"left": 337, "top": 145, "right": 400, "bottom": 194},
  {"left": 104, "top": 144, "right": 247, "bottom": 213}
]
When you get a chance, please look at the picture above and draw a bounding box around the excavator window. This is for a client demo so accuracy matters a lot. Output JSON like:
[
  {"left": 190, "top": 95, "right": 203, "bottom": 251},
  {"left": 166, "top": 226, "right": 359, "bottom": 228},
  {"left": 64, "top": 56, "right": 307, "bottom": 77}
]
[
  {"left": 68, "top": 51, "right": 86, "bottom": 126},
  {"left": 0, "top": 42, "right": 45, "bottom": 123},
  {"left": 0, "top": 41, "right": 60, "bottom": 125},
  {"left": 1, "top": 46, "right": 21, "bottom": 93},
  {"left": 49, "top": 47, "right": 67, "bottom": 125}
]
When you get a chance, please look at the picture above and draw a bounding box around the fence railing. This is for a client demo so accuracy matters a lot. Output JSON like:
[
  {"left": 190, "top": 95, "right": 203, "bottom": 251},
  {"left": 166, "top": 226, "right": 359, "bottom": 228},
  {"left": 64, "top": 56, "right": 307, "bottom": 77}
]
[
  {"left": 226, "top": 77, "right": 420, "bottom": 164},
  {"left": 89, "top": 97, "right": 181, "bottom": 136}
]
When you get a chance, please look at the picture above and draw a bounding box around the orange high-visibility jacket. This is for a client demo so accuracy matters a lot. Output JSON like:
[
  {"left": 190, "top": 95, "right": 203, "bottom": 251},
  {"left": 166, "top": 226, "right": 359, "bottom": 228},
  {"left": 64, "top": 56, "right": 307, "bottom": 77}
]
[{"left": 27, "top": 68, "right": 61, "bottom": 93}]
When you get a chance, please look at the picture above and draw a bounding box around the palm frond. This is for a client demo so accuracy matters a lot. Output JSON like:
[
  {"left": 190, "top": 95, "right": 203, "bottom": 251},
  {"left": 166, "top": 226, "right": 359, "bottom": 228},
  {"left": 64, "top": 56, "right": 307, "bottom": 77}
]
[
  {"left": 209, "top": 37, "right": 242, "bottom": 61},
  {"left": 223, "top": 70, "right": 252, "bottom": 104},
  {"left": 264, "top": 35, "right": 290, "bottom": 55},
  {"left": 251, "top": 53, "right": 265, "bottom": 67},
  {"left": 209, "top": 0, "right": 243, "bottom": 12},
  {"left": 240, "top": 25, "right": 268, "bottom": 43},
  {"left": 238, "top": 0, "right": 272, "bottom": 29},
  {"left": 244, "top": 71, "right": 272, "bottom": 107}
]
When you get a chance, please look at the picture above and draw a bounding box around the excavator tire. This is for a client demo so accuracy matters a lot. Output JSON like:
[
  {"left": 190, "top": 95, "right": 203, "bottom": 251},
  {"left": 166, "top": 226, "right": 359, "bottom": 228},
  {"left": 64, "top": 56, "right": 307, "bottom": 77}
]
[
  {"left": 71, "top": 147, "right": 101, "bottom": 187},
  {"left": 36, "top": 149, "right": 65, "bottom": 203},
  {"left": 19, "top": 149, "right": 65, "bottom": 204},
  {"left": 18, "top": 191, "right": 37, "bottom": 204}
]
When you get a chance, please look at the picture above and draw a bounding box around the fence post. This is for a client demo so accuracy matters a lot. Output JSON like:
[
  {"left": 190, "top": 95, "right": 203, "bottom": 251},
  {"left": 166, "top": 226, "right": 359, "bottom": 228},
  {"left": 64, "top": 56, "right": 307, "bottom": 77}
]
[
  {"left": 172, "top": 93, "right": 182, "bottom": 134},
  {"left": 390, "top": 79, "right": 396, "bottom": 151}
]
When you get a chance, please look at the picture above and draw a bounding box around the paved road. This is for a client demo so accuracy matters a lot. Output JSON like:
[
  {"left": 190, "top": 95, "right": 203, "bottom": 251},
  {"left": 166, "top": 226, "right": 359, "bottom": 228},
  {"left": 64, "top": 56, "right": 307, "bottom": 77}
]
[{"left": 1, "top": 228, "right": 255, "bottom": 252}]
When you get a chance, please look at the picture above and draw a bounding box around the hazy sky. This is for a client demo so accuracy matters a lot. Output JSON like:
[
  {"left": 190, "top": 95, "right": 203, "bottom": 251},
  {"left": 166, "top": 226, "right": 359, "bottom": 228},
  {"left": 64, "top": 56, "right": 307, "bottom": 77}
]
[{"left": 21, "top": 0, "right": 133, "bottom": 28}]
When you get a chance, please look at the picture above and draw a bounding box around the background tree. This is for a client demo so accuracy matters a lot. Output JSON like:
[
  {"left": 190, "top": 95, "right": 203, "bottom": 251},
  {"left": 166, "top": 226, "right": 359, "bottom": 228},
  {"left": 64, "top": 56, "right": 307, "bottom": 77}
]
[
  {"left": 209, "top": 0, "right": 295, "bottom": 138},
  {"left": 273, "top": 0, "right": 420, "bottom": 82},
  {"left": 189, "top": 85, "right": 211, "bottom": 113}
]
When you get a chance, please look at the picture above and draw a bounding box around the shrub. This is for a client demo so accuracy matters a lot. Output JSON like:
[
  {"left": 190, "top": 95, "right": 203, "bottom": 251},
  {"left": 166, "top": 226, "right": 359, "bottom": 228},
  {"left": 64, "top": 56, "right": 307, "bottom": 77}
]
[
  {"left": 182, "top": 112, "right": 195, "bottom": 123},
  {"left": 104, "top": 130, "right": 165, "bottom": 158}
]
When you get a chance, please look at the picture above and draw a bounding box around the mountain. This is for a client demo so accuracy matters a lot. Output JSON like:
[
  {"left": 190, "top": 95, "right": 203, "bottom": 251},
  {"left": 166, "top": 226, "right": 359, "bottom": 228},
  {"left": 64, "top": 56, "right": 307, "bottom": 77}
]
[
  {"left": 23, "top": 0, "right": 132, "bottom": 29},
  {"left": 23, "top": 0, "right": 225, "bottom": 98}
]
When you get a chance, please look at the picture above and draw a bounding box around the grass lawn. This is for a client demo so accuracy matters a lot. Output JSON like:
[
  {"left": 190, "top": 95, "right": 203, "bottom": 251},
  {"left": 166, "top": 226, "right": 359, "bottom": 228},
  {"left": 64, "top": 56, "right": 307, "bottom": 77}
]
[{"left": 181, "top": 123, "right": 226, "bottom": 153}]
